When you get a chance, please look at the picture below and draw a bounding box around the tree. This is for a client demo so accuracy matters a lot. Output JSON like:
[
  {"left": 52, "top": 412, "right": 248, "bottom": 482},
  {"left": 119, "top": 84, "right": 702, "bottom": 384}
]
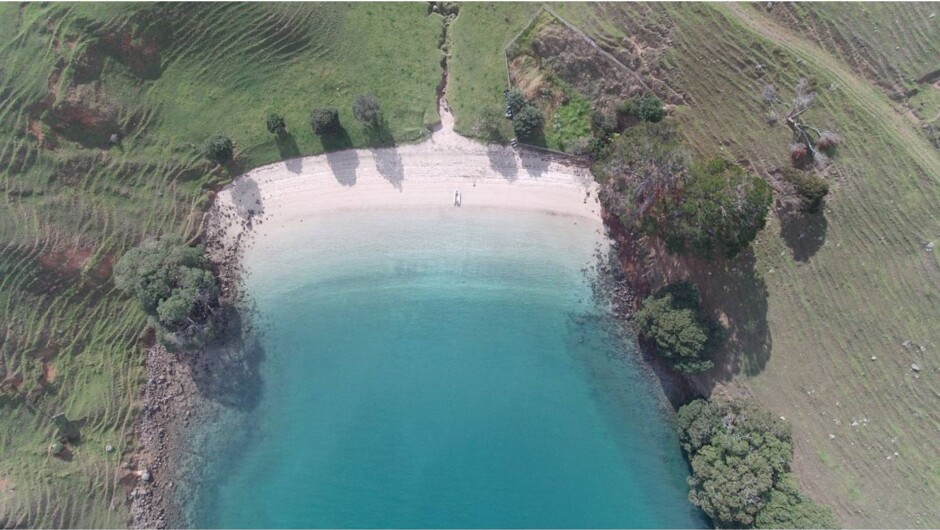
[
  {"left": 756, "top": 474, "right": 839, "bottom": 529},
  {"left": 265, "top": 112, "right": 286, "bottom": 136},
  {"left": 506, "top": 88, "right": 527, "bottom": 115},
  {"left": 650, "top": 158, "right": 772, "bottom": 259},
  {"left": 761, "top": 79, "right": 840, "bottom": 169},
  {"left": 310, "top": 107, "right": 340, "bottom": 135},
  {"left": 353, "top": 94, "right": 382, "bottom": 128},
  {"left": 634, "top": 282, "right": 722, "bottom": 374},
  {"left": 202, "top": 135, "right": 234, "bottom": 165},
  {"left": 634, "top": 96, "right": 664, "bottom": 123},
  {"left": 678, "top": 399, "right": 801, "bottom": 529},
  {"left": 590, "top": 108, "right": 618, "bottom": 137},
  {"left": 113, "top": 237, "right": 219, "bottom": 335},
  {"left": 512, "top": 104, "right": 543, "bottom": 140}
]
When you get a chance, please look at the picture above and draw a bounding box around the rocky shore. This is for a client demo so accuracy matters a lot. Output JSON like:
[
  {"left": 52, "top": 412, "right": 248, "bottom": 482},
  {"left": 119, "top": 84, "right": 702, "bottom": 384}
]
[{"left": 129, "top": 198, "right": 253, "bottom": 529}]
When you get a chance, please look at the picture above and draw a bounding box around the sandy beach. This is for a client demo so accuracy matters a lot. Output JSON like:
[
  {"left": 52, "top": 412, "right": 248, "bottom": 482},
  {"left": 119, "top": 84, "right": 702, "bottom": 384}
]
[{"left": 210, "top": 102, "right": 604, "bottom": 254}]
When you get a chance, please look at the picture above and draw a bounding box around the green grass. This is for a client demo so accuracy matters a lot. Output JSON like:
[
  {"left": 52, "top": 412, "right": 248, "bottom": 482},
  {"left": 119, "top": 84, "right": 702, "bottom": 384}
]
[
  {"left": 544, "top": 90, "right": 592, "bottom": 152},
  {"left": 0, "top": 3, "right": 441, "bottom": 526},
  {"left": 557, "top": 3, "right": 940, "bottom": 527},
  {"left": 447, "top": 3, "right": 540, "bottom": 137}
]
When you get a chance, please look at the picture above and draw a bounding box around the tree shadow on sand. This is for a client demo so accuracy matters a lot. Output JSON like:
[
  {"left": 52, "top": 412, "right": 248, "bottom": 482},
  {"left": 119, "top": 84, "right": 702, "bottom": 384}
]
[
  {"left": 487, "top": 143, "right": 519, "bottom": 181},
  {"left": 230, "top": 176, "right": 264, "bottom": 224},
  {"left": 185, "top": 306, "right": 264, "bottom": 411},
  {"left": 367, "top": 121, "right": 404, "bottom": 190},
  {"left": 320, "top": 127, "right": 357, "bottom": 187},
  {"left": 778, "top": 201, "right": 828, "bottom": 262}
]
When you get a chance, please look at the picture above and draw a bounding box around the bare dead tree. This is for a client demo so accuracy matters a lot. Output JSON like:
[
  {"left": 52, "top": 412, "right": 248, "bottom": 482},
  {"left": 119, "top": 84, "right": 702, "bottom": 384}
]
[{"left": 762, "top": 79, "right": 840, "bottom": 168}]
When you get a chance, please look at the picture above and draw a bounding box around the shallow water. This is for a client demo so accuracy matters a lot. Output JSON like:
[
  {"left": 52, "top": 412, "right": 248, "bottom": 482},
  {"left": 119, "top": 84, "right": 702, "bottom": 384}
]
[{"left": 191, "top": 207, "right": 704, "bottom": 528}]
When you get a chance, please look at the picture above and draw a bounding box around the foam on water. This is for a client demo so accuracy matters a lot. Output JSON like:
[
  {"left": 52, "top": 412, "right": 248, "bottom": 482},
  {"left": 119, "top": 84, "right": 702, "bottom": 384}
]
[{"left": 191, "top": 206, "right": 704, "bottom": 528}]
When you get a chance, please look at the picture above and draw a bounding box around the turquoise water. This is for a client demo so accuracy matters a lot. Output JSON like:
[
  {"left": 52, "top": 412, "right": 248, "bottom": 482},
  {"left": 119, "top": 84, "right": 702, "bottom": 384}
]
[{"left": 194, "top": 207, "right": 703, "bottom": 528}]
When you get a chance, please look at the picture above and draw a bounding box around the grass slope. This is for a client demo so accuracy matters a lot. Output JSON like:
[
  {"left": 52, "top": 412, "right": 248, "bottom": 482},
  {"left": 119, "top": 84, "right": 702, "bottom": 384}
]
[
  {"left": 0, "top": 3, "right": 440, "bottom": 526},
  {"left": 555, "top": 2, "right": 940, "bottom": 527}
]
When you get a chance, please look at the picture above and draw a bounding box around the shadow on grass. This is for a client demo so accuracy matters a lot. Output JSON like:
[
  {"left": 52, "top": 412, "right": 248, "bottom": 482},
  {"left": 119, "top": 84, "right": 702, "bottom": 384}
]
[
  {"left": 778, "top": 201, "right": 828, "bottom": 262},
  {"left": 276, "top": 133, "right": 302, "bottom": 173},
  {"left": 695, "top": 249, "right": 771, "bottom": 383}
]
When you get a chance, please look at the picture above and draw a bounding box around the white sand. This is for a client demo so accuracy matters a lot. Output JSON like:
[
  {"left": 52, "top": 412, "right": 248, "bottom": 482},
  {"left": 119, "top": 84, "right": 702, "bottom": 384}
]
[{"left": 210, "top": 101, "right": 605, "bottom": 252}]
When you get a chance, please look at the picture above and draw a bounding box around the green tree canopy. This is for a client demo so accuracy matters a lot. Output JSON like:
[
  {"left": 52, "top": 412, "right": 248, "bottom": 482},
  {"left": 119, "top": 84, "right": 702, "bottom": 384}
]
[
  {"left": 635, "top": 96, "right": 664, "bottom": 123},
  {"left": 353, "top": 93, "right": 382, "bottom": 128},
  {"left": 202, "top": 135, "right": 234, "bottom": 165},
  {"left": 677, "top": 399, "right": 837, "bottom": 529},
  {"left": 512, "top": 104, "right": 543, "bottom": 140},
  {"left": 506, "top": 88, "right": 527, "bottom": 115},
  {"left": 634, "top": 282, "right": 721, "bottom": 374},
  {"left": 265, "top": 112, "right": 286, "bottom": 136},
  {"left": 113, "top": 237, "right": 219, "bottom": 333},
  {"left": 310, "top": 107, "right": 341, "bottom": 135},
  {"left": 651, "top": 158, "right": 772, "bottom": 259}
]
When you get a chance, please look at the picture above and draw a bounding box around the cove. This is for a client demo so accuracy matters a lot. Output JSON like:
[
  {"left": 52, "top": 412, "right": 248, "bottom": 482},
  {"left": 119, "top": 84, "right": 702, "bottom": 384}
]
[{"left": 192, "top": 206, "right": 705, "bottom": 528}]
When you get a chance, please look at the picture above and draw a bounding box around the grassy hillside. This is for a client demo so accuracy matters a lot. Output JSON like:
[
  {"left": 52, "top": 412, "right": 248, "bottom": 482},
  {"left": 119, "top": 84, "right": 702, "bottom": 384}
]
[
  {"left": 0, "top": 3, "right": 440, "bottom": 526},
  {"left": 554, "top": 2, "right": 940, "bottom": 527}
]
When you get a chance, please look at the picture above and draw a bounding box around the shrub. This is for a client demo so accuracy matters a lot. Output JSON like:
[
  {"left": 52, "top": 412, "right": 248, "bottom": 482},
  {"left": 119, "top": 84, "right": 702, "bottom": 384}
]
[
  {"left": 353, "top": 94, "right": 382, "bottom": 128},
  {"left": 310, "top": 107, "right": 340, "bottom": 135},
  {"left": 781, "top": 167, "right": 829, "bottom": 213},
  {"left": 650, "top": 158, "right": 772, "bottom": 259},
  {"left": 789, "top": 142, "right": 809, "bottom": 167},
  {"left": 113, "top": 237, "right": 219, "bottom": 335},
  {"left": 202, "top": 135, "right": 234, "bottom": 165},
  {"left": 506, "top": 88, "right": 527, "bottom": 115},
  {"left": 634, "top": 282, "right": 721, "bottom": 374},
  {"left": 590, "top": 108, "right": 618, "bottom": 137},
  {"left": 815, "top": 131, "right": 840, "bottom": 153},
  {"left": 512, "top": 104, "right": 543, "bottom": 140},
  {"left": 265, "top": 112, "right": 286, "bottom": 136},
  {"left": 634, "top": 96, "right": 664, "bottom": 123}
]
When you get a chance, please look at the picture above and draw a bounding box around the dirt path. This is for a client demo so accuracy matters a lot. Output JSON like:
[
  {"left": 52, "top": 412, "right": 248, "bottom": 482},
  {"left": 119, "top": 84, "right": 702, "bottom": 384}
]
[{"left": 721, "top": 3, "right": 940, "bottom": 178}]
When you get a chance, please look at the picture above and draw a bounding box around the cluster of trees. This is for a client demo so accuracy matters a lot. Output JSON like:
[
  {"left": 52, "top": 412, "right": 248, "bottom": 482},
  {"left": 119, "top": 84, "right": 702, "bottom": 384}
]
[
  {"left": 762, "top": 78, "right": 840, "bottom": 170},
  {"left": 113, "top": 237, "right": 219, "bottom": 349},
  {"left": 201, "top": 94, "right": 386, "bottom": 164},
  {"left": 599, "top": 123, "right": 771, "bottom": 260},
  {"left": 506, "top": 88, "right": 543, "bottom": 140},
  {"left": 634, "top": 282, "right": 723, "bottom": 374},
  {"left": 678, "top": 399, "right": 839, "bottom": 529}
]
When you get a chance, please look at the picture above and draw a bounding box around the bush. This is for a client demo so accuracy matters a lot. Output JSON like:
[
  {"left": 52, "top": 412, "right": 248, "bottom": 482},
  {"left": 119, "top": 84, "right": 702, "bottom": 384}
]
[
  {"left": 590, "top": 108, "right": 618, "bottom": 137},
  {"left": 113, "top": 237, "right": 219, "bottom": 336},
  {"left": 512, "top": 104, "right": 543, "bottom": 140},
  {"left": 815, "top": 131, "right": 840, "bottom": 153},
  {"left": 677, "top": 400, "right": 838, "bottom": 529},
  {"left": 634, "top": 282, "right": 721, "bottom": 374},
  {"left": 634, "top": 96, "right": 664, "bottom": 123},
  {"left": 506, "top": 88, "right": 527, "bottom": 115},
  {"left": 781, "top": 167, "right": 829, "bottom": 213},
  {"left": 651, "top": 158, "right": 772, "bottom": 259},
  {"left": 310, "top": 107, "right": 340, "bottom": 135},
  {"left": 353, "top": 94, "right": 382, "bottom": 128},
  {"left": 789, "top": 142, "right": 809, "bottom": 167},
  {"left": 265, "top": 112, "right": 286, "bottom": 136},
  {"left": 202, "top": 135, "right": 234, "bottom": 165}
]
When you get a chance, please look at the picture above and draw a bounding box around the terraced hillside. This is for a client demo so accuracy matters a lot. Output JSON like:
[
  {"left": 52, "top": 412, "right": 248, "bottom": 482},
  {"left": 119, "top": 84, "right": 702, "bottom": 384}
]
[
  {"left": 553, "top": 2, "right": 940, "bottom": 527},
  {"left": 0, "top": 4, "right": 440, "bottom": 527}
]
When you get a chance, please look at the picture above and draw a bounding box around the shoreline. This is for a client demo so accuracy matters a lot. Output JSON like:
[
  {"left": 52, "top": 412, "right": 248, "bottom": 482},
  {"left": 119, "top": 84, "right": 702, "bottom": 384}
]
[{"left": 129, "top": 102, "right": 608, "bottom": 529}]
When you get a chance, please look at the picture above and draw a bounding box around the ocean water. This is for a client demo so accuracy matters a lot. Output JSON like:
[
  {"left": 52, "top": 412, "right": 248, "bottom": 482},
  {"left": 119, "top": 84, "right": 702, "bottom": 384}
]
[{"left": 192, "top": 206, "right": 704, "bottom": 528}]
